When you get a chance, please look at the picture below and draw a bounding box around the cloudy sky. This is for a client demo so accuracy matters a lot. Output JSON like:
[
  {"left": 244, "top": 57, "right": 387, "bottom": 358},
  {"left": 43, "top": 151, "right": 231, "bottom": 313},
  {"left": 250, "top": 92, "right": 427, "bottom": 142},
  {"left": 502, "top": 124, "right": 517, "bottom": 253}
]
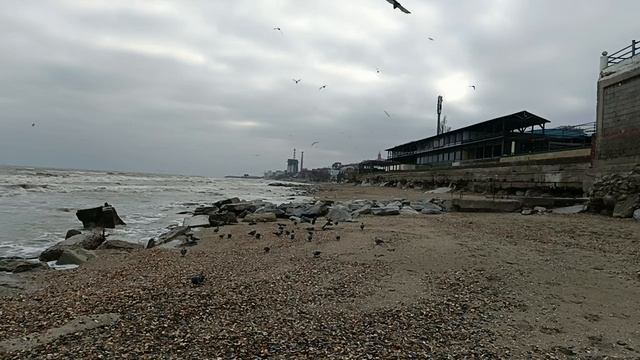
[{"left": 0, "top": 1, "right": 637, "bottom": 176}]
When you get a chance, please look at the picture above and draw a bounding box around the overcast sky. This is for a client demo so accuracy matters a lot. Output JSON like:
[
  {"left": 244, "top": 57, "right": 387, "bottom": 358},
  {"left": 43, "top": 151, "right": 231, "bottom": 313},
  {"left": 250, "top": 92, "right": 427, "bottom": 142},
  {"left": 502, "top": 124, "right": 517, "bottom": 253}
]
[{"left": 0, "top": 1, "right": 637, "bottom": 176}]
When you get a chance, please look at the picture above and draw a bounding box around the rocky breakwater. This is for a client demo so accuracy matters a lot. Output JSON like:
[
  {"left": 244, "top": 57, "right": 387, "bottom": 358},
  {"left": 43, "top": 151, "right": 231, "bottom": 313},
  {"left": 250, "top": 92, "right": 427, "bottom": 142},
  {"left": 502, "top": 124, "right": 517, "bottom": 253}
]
[{"left": 589, "top": 165, "right": 640, "bottom": 219}]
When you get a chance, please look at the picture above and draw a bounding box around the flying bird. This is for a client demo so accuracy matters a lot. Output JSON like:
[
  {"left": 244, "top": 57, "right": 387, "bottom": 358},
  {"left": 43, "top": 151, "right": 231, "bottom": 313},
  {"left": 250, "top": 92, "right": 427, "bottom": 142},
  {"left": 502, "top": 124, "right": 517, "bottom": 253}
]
[
  {"left": 273, "top": 27, "right": 282, "bottom": 33},
  {"left": 385, "top": 0, "right": 411, "bottom": 14},
  {"left": 384, "top": 110, "right": 392, "bottom": 119},
  {"left": 319, "top": 85, "right": 328, "bottom": 90},
  {"left": 31, "top": 123, "right": 36, "bottom": 127},
  {"left": 376, "top": 68, "right": 381, "bottom": 74},
  {"left": 293, "top": 79, "right": 301, "bottom": 84},
  {"left": 469, "top": 85, "right": 476, "bottom": 90},
  {"left": 311, "top": 141, "right": 319, "bottom": 147}
]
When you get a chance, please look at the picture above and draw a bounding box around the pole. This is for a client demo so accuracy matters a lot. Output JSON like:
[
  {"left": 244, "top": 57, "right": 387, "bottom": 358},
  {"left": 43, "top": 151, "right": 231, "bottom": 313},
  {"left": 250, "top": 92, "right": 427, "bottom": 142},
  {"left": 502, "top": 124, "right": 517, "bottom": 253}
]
[{"left": 437, "top": 95, "right": 443, "bottom": 135}]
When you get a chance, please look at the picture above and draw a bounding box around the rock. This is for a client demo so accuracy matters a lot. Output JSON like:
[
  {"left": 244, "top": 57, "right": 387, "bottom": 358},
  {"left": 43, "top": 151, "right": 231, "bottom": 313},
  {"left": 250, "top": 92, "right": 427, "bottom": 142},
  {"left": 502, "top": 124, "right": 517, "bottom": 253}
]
[
  {"left": 515, "top": 190, "right": 525, "bottom": 196},
  {"left": 327, "top": 205, "right": 353, "bottom": 222},
  {"left": 613, "top": 194, "right": 639, "bottom": 218},
  {"left": 552, "top": 204, "right": 587, "bottom": 214},
  {"left": 521, "top": 209, "right": 533, "bottom": 216},
  {"left": 76, "top": 204, "right": 125, "bottom": 229},
  {"left": 421, "top": 208, "right": 443, "bottom": 215},
  {"left": 301, "top": 202, "right": 330, "bottom": 218},
  {"left": 450, "top": 199, "right": 522, "bottom": 213},
  {"left": 64, "top": 229, "right": 81, "bottom": 239},
  {"left": 371, "top": 206, "right": 400, "bottom": 216},
  {"left": 0, "top": 259, "right": 47, "bottom": 273},
  {"left": 351, "top": 204, "right": 372, "bottom": 217},
  {"left": 400, "top": 206, "right": 419, "bottom": 215},
  {"left": 533, "top": 206, "right": 547, "bottom": 213},
  {"left": 56, "top": 248, "right": 96, "bottom": 265},
  {"left": 221, "top": 202, "right": 258, "bottom": 215},
  {"left": 193, "top": 206, "right": 218, "bottom": 216},
  {"left": 208, "top": 211, "right": 238, "bottom": 226},
  {"left": 602, "top": 194, "right": 617, "bottom": 209},
  {"left": 39, "top": 232, "right": 105, "bottom": 262},
  {"left": 149, "top": 226, "right": 189, "bottom": 248},
  {"left": 97, "top": 240, "right": 143, "bottom": 250},
  {"left": 243, "top": 212, "right": 277, "bottom": 223},
  {"left": 633, "top": 209, "right": 640, "bottom": 221},
  {"left": 213, "top": 197, "right": 240, "bottom": 208},
  {"left": 386, "top": 201, "right": 403, "bottom": 208},
  {"left": 425, "top": 187, "right": 452, "bottom": 194},
  {"left": 413, "top": 201, "right": 443, "bottom": 213},
  {"left": 183, "top": 215, "right": 211, "bottom": 228}
]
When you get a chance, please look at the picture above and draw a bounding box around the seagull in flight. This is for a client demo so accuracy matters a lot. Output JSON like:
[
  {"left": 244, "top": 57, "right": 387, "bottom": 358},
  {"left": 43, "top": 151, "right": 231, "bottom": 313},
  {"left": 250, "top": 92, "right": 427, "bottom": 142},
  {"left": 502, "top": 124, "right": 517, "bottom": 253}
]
[
  {"left": 31, "top": 123, "right": 35, "bottom": 127},
  {"left": 273, "top": 27, "right": 283, "bottom": 35},
  {"left": 319, "top": 85, "right": 327, "bottom": 90},
  {"left": 376, "top": 68, "right": 381, "bottom": 74},
  {"left": 469, "top": 85, "right": 476, "bottom": 90},
  {"left": 427, "top": 37, "right": 435, "bottom": 41},
  {"left": 385, "top": 0, "right": 411, "bottom": 14},
  {"left": 384, "top": 110, "right": 392, "bottom": 119},
  {"left": 311, "top": 141, "right": 319, "bottom": 147},
  {"left": 293, "top": 79, "right": 301, "bottom": 84}
]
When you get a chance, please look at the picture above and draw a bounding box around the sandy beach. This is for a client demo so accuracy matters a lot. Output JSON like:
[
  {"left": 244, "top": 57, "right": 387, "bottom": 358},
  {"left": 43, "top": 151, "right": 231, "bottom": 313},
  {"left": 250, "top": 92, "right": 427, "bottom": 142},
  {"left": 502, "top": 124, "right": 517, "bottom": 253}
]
[{"left": 2, "top": 184, "right": 640, "bottom": 359}]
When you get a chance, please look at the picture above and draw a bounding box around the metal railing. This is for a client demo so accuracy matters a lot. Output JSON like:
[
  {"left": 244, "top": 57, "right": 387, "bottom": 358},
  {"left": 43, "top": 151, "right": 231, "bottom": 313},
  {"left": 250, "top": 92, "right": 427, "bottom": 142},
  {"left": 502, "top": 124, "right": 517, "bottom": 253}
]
[{"left": 606, "top": 40, "right": 638, "bottom": 66}]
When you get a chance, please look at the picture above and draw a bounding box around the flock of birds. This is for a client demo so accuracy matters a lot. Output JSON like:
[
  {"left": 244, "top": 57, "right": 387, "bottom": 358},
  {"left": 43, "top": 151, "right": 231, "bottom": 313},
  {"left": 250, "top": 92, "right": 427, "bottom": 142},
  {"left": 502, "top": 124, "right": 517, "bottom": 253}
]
[
  {"left": 183, "top": 215, "right": 379, "bottom": 287},
  {"left": 264, "top": 0, "right": 478, "bottom": 154}
]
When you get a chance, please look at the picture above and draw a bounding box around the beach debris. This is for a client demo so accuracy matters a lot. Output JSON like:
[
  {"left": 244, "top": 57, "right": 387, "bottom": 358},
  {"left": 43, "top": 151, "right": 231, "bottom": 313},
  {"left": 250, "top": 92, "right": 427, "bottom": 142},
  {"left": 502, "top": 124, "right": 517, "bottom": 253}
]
[
  {"left": 180, "top": 248, "right": 187, "bottom": 257},
  {"left": 190, "top": 274, "right": 205, "bottom": 286}
]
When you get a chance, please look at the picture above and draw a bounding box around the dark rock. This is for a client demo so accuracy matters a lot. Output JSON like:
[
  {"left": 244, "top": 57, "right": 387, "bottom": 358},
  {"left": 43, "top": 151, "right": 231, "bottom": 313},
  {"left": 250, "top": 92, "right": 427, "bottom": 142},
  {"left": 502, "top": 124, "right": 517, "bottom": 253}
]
[
  {"left": 371, "top": 206, "right": 400, "bottom": 216},
  {"left": 634, "top": 209, "right": 640, "bottom": 221},
  {"left": 97, "top": 240, "right": 143, "bottom": 250},
  {"left": 183, "top": 215, "right": 211, "bottom": 228},
  {"left": 521, "top": 209, "right": 533, "bottom": 216},
  {"left": 57, "top": 248, "right": 96, "bottom": 265},
  {"left": 208, "top": 211, "right": 238, "bottom": 227},
  {"left": 221, "top": 202, "right": 258, "bottom": 215},
  {"left": 76, "top": 204, "right": 126, "bottom": 229},
  {"left": 243, "top": 212, "right": 277, "bottom": 222},
  {"left": 65, "top": 229, "right": 82, "bottom": 239},
  {"left": 193, "top": 206, "right": 218, "bottom": 216},
  {"left": 0, "top": 259, "right": 47, "bottom": 273},
  {"left": 213, "top": 197, "right": 240, "bottom": 208},
  {"left": 301, "top": 202, "right": 329, "bottom": 217},
  {"left": 327, "top": 205, "right": 352, "bottom": 222}
]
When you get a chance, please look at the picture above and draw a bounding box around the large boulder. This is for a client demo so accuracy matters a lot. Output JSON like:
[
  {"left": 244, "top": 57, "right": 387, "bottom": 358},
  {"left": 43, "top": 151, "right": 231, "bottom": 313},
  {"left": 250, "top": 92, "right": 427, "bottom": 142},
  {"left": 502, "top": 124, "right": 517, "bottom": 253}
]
[
  {"left": 552, "top": 204, "right": 587, "bottom": 215},
  {"left": 243, "top": 212, "right": 277, "bottom": 223},
  {"left": 400, "top": 206, "right": 419, "bottom": 215},
  {"left": 413, "top": 201, "right": 443, "bottom": 213},
  {"left": 193, "top": 206, "right": 219, "bottom": 216},
  {"left": 183, "top": 215, "right": 211, "bottom": 228},
  {"left": 56, "top": 248, "right": 96, "bottom": 266},
  {"left": 352, "top": 204, "right": 372, "bottom": 217},
  {"left": 0, "top": 258, "right": 47, "bottom": 273},
  {"left": 612, "top": 194, "right": 639, "bottom": 218},
  {"left": 327, "top": 205, "right": 353, "bottom": 222},
  {"left": 371, "top": 206, "right": 400, "bottom": 216},
  {"left": 76, "top": 204, "right": 126, "bottom": 229},
  {"left": 148, "top": 226, "right": 188, "bottom": 248},
  {"left": 39, "top": 232, "right": 105, "bottom": 262},
  {"left": 65, "top": 229, "right": 82, "bottom": 239},
  {"left": 213, "top": 197, "right": 240, "bottom": 208},
  {"left": 208, "top": 211, "right": 238, "bottom": 227},
  {"left": 97, "top": 240, "right": 143, "bottom": 251},
  {"left": 221, "top": 202, "right": 258, "bottom": 215}
]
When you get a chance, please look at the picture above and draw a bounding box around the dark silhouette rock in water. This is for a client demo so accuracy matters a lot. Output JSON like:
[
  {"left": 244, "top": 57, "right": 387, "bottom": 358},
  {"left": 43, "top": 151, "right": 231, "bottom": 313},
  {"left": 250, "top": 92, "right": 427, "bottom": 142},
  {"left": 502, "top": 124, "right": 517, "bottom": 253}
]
[{"left": 76, "top": 204, "right": 125, "bottom": 229}]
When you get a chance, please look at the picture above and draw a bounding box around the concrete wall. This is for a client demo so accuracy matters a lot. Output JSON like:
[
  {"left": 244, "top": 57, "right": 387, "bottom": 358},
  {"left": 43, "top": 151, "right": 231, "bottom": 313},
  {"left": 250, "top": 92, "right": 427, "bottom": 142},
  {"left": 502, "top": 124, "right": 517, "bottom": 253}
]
[
  {"left": 500, "top": 148, "right": 591, "bottom": 163},
  {"left": 595, "top": 58, "right": 640, "bottom": 174}
]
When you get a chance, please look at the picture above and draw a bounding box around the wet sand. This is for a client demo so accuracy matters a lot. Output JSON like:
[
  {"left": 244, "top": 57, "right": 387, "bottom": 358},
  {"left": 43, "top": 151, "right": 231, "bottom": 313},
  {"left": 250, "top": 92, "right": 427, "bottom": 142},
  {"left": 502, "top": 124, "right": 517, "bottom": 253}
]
[{"left": 1, "top": 184, "right": 639, "bottom": 358}]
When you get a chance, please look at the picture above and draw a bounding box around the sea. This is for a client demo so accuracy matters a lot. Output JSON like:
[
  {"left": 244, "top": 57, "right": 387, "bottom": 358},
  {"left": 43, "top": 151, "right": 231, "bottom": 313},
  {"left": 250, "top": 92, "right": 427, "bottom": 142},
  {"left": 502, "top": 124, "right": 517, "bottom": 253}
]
[{"left": 0, "top": 165, "right": 311, "bottom": 259}]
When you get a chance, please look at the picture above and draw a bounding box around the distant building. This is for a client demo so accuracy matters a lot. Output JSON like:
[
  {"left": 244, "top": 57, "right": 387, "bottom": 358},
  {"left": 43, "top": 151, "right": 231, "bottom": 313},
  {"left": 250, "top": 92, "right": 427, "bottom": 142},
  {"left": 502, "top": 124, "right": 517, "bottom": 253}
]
[
  {"left": 386, "top": 111, "right": 592, "bottom": 170},
  {"left": 286, "top": 159, "right": 299, "bottom": 174}
]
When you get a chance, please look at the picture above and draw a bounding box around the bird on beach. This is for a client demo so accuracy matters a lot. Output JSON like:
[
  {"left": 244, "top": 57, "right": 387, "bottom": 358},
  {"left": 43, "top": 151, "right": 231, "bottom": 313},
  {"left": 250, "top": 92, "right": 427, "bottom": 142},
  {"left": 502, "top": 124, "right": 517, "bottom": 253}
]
[
  {"left": 248, "top": 230, "right": 257, "bottom": 236},
  {"left": 255, "top": 233, "right": 262, "bottom": 240},
  {"left": 336, "top": 235, "right": 341, "bottom": 241},
  {"left": 219, "top": 234, "right": 224, "bottom": 240},
  {"left": 214, "top": 227, "right": 219, "bottom": 233},
  {"left": 319, "top": 85, "right": 327, "bottom": 90},
  {"left": 293, "top": 79, "right": 301, "bottom": 84},
  {"left": 375, "top": 237, "right": 385, "bottom": 246},
  {"left": 285, "top": 230, "right": 291, "bottom": 236},
  {"left": 227, "top": 234, "right": 232, "bottom": 239},
  {"left": 311, "top": 218, "right": 316, "bottom": 225},
  {"left": 191, "top": 274, "right": 205, "bottom": 286},
  {"left": 180, "top": 248, "right": 187, "bottom": 257},
  {"left": 360, "top": 223, "right": 365, "bottom": 231},
  {"left": 385, "top": 0, "right": 411, "bottom": 14},
  {"left": 264, "top": 246, "right": 270, "bottom": 254},
  {"left": 312, "top": 250, "right": 322, "bottom": 258},
  {"left": 290, "top": 233, "right": 295, "bottom": 240},
  {"left": 322, "top": 220, "right": 333, "bottom": 230},
  {"left": 307, "top": 233, "right": 313, "bottom": 242}
]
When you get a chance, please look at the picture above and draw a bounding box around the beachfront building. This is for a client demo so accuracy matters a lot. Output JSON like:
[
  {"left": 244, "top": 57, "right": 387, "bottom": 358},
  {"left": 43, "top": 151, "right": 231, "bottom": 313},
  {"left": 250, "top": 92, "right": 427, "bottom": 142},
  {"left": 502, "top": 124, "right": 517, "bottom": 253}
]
[{"left": 386, "top": 111, "right": 593, "bottom": 169}]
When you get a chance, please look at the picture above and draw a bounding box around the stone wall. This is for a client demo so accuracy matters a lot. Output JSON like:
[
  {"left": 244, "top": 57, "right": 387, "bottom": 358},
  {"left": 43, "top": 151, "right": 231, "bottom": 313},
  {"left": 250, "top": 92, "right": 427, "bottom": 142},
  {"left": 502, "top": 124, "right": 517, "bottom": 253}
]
[{"left": 594, "top": 58, "right": 640, "bottom": 174}]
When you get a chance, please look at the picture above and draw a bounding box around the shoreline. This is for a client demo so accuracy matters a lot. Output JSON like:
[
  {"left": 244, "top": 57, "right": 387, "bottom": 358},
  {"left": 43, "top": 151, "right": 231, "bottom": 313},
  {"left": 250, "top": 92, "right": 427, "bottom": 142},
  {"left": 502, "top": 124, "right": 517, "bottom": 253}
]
[{"left": 1, "top": 184, "right": 639, "bottom": 358}]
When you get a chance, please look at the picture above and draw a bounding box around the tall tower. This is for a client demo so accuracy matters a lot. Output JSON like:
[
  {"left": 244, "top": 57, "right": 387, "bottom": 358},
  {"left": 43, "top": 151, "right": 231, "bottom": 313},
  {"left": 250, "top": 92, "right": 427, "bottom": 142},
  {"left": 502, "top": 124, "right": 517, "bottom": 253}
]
[
  {"left": 300, "top": 151, "right": 304, "bottom": 171},
  {"left": 437, "top": 95, "right": 443, "bottom": 135}
]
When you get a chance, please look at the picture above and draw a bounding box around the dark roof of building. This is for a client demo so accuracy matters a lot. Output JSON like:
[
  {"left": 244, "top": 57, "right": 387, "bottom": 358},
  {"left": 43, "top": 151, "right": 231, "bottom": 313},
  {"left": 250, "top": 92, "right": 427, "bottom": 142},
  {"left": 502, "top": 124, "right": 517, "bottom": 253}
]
[
  {"left": 386, "top": 111, "right": 550, "bottom": 151},
  {"left": 359, "top": 159, "right": 401, "bottom": 166}
]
